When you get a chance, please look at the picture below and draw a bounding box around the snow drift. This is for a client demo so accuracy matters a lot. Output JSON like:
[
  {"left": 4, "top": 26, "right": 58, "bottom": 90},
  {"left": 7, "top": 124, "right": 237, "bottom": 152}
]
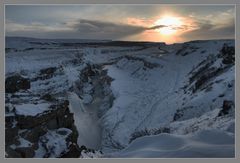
[{"left": 110, "top": 130, "right": 234, "bottom": 158}]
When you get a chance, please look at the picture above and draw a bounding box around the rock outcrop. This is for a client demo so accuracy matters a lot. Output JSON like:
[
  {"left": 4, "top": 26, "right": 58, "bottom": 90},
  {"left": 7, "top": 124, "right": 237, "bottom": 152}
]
[
  {"left": 5, "top": 100, "right": 81, "bottom": 158},
  {"left": 5, "top": 74, "right": 30, "bottom": 93}
]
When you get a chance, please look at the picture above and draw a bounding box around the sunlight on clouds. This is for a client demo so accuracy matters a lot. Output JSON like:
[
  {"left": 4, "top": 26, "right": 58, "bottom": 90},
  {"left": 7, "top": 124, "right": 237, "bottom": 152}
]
[
  {"left": 5, "top": 5, "right": 235, "bottom": 43},
  {"left": 155, "top": 16, "right": 183, "bottom": 35}
]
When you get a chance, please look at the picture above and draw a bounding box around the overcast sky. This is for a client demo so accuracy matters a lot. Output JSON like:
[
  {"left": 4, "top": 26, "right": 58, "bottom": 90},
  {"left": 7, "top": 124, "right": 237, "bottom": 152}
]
[{"left": 5, "top": 5, "right": 235, "bottom": 44}]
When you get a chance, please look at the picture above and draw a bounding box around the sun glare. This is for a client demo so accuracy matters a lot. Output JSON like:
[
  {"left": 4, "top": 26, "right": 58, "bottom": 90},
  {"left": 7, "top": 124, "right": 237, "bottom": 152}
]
[{"left": 155, "top": 16, "right": 182, "bottom": 35}]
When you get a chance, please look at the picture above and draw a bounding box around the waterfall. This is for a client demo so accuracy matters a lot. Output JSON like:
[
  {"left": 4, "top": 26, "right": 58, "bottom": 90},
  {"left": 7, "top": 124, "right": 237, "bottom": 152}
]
[{"left": 68, "top": 92, "right": 101, "bottom": 150}]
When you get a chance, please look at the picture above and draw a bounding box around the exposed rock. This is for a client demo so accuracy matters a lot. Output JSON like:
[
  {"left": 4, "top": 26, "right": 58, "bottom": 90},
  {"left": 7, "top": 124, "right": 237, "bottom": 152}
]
[
  {"left": 5, "top": 127, "right": 19, "bottom": 145},
  {"left": 175, "top": 44, "right": 199, "bottom": 56},
  {"left": 5, "top": 146, "right": 21, "bottom": 158},
  {"left": 173, "top": 106, "right": 194, "bottom": 121},
  {"left": 193, "top": 67, "right": 226, "bottom": 93},
  {"left": 80, "top": 145, "right": 87, "bottom": 151},
  {"left": 220, "top": 43, "right": 235, "bottom": 64},
  {"left": 60, "top": 143, "right": 81, "bottom": 158},
  {"left": 129, "top": 127, "right": 170, "bottom": 143},
  {"left": 41, "top": 94, "right": 56, "bottom": 102},
  {"left": 40, "top": 67, "right": 57, "bottom": 75},
  {"left": 5, "top": 74, "right": 30, "bottom": 93},
  {"left": 80, "top": 64, "right": 98, "bottom": 82},
  {"left": 115, "top": 55, "right": 159, "bottom": 69},
  {"left": 20, "top": 126, "right": 48, "bottom": 143},
  {"left": 218, "top": 100, "right": 234, "bottom": 116},
  {"left": 6, "top": 100, "right": 80, "bottom": 158},
  {"left": 32, "top": 67, "right": 57, "bottom": 81},
  {"left": 5, "top": 115, "right": 16, "bottom": 128},
  {"left": 15, "top": 147, "right": 35, "bottom": 158},
  {"left": 15, "top": 101, "right": 70, "bottom": 129}
]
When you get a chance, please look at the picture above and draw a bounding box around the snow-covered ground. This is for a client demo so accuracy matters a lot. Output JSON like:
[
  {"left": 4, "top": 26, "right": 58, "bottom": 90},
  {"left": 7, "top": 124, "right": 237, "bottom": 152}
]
[
  {"left": 109, "top": 129, "right": 234, "bottom": 158},
  {"left": 5, "top": 37, "right": 235, "bottom": 158}
]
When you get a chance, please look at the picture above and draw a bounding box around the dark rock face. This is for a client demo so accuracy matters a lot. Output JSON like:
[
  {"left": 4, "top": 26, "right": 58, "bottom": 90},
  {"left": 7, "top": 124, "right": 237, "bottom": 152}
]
[
  {"left": 175, "top": 44, "right": 199, "bottom": 56},
  {"left": 5, "top": 147, "right": 22, "bottom": 158},
  {"left": 41, "top": 94, "right": 56, "bottom": 102},
  {"left": 218, "top": 100, "right": 234, "bottom": 116},
  {"left": 15, "top": 100, "right": 74, "bottom": 129},
  {"left": 20, "top": 126, "right": 48, "bottom": 143},
  {"left": 40, "top": 67, "right": 57, "bottom": 75},
  {"left": 5, "top": 126, "right": 19, "bottom": 145},
  {"left": 181, "top": 43, "right": 234, "bottom": 96},
  {"left": 193, "top": 67, "right": 224, "bottom": 93},
  {"left": 5, "top": 74, "right": 30, "bottom": 93},
  {"left": 15, "top": 147, "right": 35, "bottom": 158},
  {"left": 5, "top": 100, "right": 81, "bottom": 158},
  {"left": 61, "top": 144, "right": 81, "bottom": 158},
  {"left": 220, "top": 43, "right": 235, "bottom": 64},
  {"left": 80, "top": 64, "right": 99, "bottom": 82},
  {"left": 32, "top": 67, "right": 58, "bottom": 81}
]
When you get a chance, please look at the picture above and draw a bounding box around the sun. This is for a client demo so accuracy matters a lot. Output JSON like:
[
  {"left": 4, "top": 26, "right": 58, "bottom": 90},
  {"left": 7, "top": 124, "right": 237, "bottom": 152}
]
[{"left": 155, "top": 16, "right": 182, "bottom": 35}]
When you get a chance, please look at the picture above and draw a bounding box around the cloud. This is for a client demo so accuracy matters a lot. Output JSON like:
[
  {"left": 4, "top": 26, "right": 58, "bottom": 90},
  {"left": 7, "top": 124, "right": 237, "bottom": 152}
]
[
  {"left": 69, "top": 19, "right": 146, "bottom": 38},
  {"left": 6, "top": 16, "right": 235, "bottom": 42},
  {"left": 147, "top": 25, "right": 167, "bottom": 30},
  {"left": 6, "top": 19, "right": 151, "bottom": 40},
  {"left": 180, "top": 18, "right": 235, "bottom": 40},
  {"left": 6, "top": 18, "right": 170, "bottom": 40},
  {"left": 6, "top": 20, "right": 72, "bottom": 32}
]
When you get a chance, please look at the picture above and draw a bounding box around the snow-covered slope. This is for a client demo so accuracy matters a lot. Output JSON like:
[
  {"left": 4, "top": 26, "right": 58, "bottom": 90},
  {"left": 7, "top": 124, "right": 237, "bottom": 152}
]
[
  {"left": 5, "top": 37, "right": 235, "bottom": 158},
  {"left": 109, "top": 130, "right": 234, "bottom": 158},
  {"left": 99, "top": 40, "right": 235, "bottom": 152}
]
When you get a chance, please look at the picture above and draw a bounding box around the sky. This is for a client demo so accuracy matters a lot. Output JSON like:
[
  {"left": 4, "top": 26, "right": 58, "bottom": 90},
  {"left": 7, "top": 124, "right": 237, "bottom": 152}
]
[{"left": 5, "top": 5, "right": 235, "bottom": 44}]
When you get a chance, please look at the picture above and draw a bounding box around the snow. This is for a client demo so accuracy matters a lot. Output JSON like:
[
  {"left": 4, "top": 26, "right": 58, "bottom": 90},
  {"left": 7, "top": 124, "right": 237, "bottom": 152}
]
[
  {"left": 5, "top": 37, "right": 235, "bottom": 158},
  {"left": 10, "top": 137, "right": 33, "bottom": 149},
  {"left": 110, "top": 130, "right": 234, "bottom": 158},
  {"left": 169, "top": 108, "right": 235, "bottom": 135},
  {"left": 15, "top": 103, "right": 50, "bottom": 116},
  {"left": 80, "top": 150, "right": 103, "bottom": 158},
  {"left": 82, "top": 94, "right": 93, "bottom": 104},
  {"left": 98, "top": 40, "right": 235, "bottom": 152},
  {"left": 34, "top": 128, "right": 72, "bottom": 158}
]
